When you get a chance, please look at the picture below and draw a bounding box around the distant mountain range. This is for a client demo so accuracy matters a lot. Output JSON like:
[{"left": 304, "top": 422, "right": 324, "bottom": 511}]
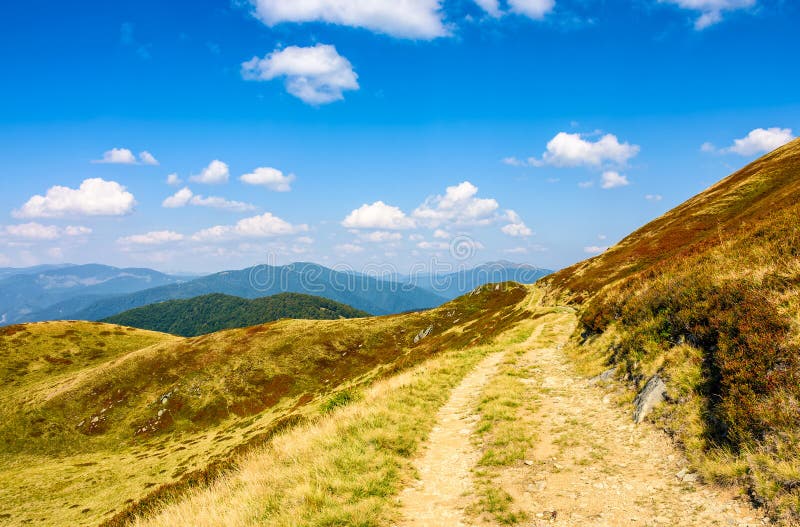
[
  {"left": 101, "top": 292, "right": 370, "bottom": 337},
  {"left": 0, "top": 260, "right": 552, "bottom": 325},
  {"left": 0, "top": 264, "right": 186, "bottom": 324},
  {"left": 406, "top": 261, "right": 552, "bottom": 299}
]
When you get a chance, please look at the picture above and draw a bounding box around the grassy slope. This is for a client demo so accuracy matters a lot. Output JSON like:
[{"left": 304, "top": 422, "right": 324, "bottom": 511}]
[
  {"left": 0, "top": 283, "right": 530, "bottom": 527},
  {"left": 130, "top": 286, "right": 558, "bottom": 527},
  {"left": 101, "top": 292, "right": 370, "bottom": 337},
  {"left": 542, "top": 138, "right": 800, "bottom": 523}
]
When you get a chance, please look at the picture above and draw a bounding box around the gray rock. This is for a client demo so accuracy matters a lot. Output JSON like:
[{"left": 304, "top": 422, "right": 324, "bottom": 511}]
[
  {"left": 632, "top": 375, "right": 667, "bottom": 423},
  {"left": 589, "top": 367, "right": 617, "bottom": 385},
  {"left": 413, "top": 325, "right": 433, "bottom": 343}
]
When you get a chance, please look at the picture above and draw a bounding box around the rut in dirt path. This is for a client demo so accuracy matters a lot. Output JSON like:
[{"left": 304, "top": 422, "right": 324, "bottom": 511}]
[{"left": 396, "top": 351, "right": 506, "bottom": 527}]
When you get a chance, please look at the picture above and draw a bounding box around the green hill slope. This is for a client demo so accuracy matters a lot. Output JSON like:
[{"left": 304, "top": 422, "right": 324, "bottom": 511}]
[
  {"left": 101, "top": 293, "right": 370, "bottom": 337},
  {"left": 0, "top": 282, "right": 531, "bottom": 527},
  {"left": 543, "top": 138, "right": 800, "bottom": 523}
]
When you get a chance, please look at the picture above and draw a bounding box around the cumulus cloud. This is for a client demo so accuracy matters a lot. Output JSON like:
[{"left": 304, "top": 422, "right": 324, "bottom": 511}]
[
  {"left": 722, "top": 128, "right": 795, "bottom": 156},
  {"left": 118, "top": 230, "right": 185, "bottom": 245},
  {"left": 357, "top": 231, "right": 403, "bottom": 243},
  {"left": 162, "top": 187, "right": 194, "bottom": 208},
  {"left": 192, "top": 212, "right": 308, "bottom": 241},
  {"left": 501, "top": 210, "right": 533, "bottom": 237},
  {"left": 660, "top": 0, "right": 756, "bottom": 30},
  {"left": 474, "top": 0, "right": 554, "bottom": 19},
  {"left": 190, "top": 160, "right": 230, "bottom": 184},
  {"left": 527, "top": 132, "right": 640, "bottom": 168},
  {"left": 417, "top": 240, "right": 450, "bottom": 251},
  {"left": 3, "top": 223, "right": 92, "bottom": 240},
  {"left": 64, "top": 225, "right": 92, "bottom": 236},
  {"left": 4, "top": 223, "right": 59, "bottom": 240},
  {"left": 166, "top": 173, "right": 182, "bottom": 186},
  {"left": 600, "top": 171, "right": 630, "bottom": 189},
  {"left": 335, "top": 243, "right": 365, "bottom": 254},
  {"left": 240, "top": 167, "right": 295, "bottom": 192},
  {"left": 508, "top": 0, "right": 556, "bottom": 19},
  {"left": 93, "top": 148, "right": 136, "bottom": 164},
  {"left": 242, "top": 44, "right": 359, "bottom": 105},
  {"left": 14, "top": 178, "right": 135, "bottom": 218},
  {"left": 412, "top": 181, "right": 499, "bottom": 227},
  {"left": 162, "top": 187, "right": 254, "bottom": 212},
  {"left": 249, "top": 0, "right": 448, "bottom": 39},
  {"left": 433, "top": 229, "right": 450, "bottom": 239},
  {"left": 139, "top": 151, "right": 159, "bottom": 165},
  {"left": 342, "top": 201, "right": 416, "bottom": 230},
  {"left": 92, "top": 148, "right": 159, "bottom": 165}
]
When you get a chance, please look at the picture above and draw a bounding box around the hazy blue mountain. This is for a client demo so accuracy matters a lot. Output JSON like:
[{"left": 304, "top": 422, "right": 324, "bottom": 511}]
[
  {"left": 101, "top": 292, "right": 370, "bottom": 337},
  {"left": 0, "top": 264, "right": 187, "bottom": 324},
  {"left": 405, "top": 261, "right": 552, "bottom": 300},
  {"left": 68, "top": 262, "right": 446, "bottom": 320},
  {"left": 0, "top": 264, "right": 75, "bottom": 280}
]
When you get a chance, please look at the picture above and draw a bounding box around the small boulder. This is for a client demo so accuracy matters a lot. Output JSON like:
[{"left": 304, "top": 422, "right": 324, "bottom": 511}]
[{"left": 632, "top": 375, "right": 667, "bottom": 423}]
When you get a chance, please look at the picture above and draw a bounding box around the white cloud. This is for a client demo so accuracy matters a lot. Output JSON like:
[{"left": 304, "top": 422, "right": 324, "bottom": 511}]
[
  {"left": 118, "top": 230, "right": 185, "bottom": 245},
  {"left": 14, "top": 178, "right": 136, "bottom": 218},
  {"left": 660, "top": 0, "right": 756, "bottom": 30},
  {"left": 4, "top": 223, "right": 59, "bottom": 240},
  {"left": 501, "top": 156, "right": 526, "bottom": 167},
  {"left": 601, "top": 171, "right": 630, "bottom": 189},
  {"left": 342, "top": 201, "right": 416, "bottom": 230},
  {"left": 504, "top": 246, "right": 528, "bottom": 254},
  {"left": 578, "top": 180, "right": 594, "bottom": 188},
  {"left": 700, "top": 141, "right": 717, "bottom": 153},
  {"left": 92, "top": 148, "right": 159, "bottom": 165},
  {"left": 335, "top": 243, "right": 365, "bottom": 254},
  {"left": 190, "top": 160, "right": 230, "bottom": 184},
  {"left": 597, "top": 234, "right": 607, "bottom": 240},
  {"left": 193, "top": 212, "right": 308, "bottom": 241},
  {"left": 190, "top": 195, "right": 255, "bottom": 212},
  {"left": 249, "top": 0, "right": 448, "bottom": 39},
  {"left": 529, "top": 132, "right": 640, "bottom": 168},
  {"left": 417, "top": 240, "right": 450, "bottom": 250},
  {"left": 139, "top": 151, "right": 159, "bottom": 165},
  {"left": 93, "top": 148, "right": 137, "bottom": 164},
  {"left": 358, "top": 230, "right": 403, "bottom": 243},
  {"left": 474, "top": 0, "right": 554, "bottom": 20},
  {"left": 412, "top": 181, "right": 499, "bottom": 227},
  {"left": 162, "top": 187, "right": 194, "bottom": 208},
  {"left": 645, "top": 194, "right": 663, "bottom": 201},
  {"left": 242, "top": 44, "right": 359, "bottom": 105},
  {"left": 508, "top": 0, "right": 555, "bottom": 20},
  {"left": 3, "top": 223, "right": 91, "bottom": 240},
  {"left": 722, "top": 128, "right": 795, "bottom": 156},
  {"left": 166, "top": 173, "right": 183, "bottom": 186},
  {"left": 162, "top": 187, "right": 255, "bottom": 212},
  {"left": 64, "top": 225, "right": 92, "bottom": 236},
  {"left": 474, "top": 0, "right": 502, "bottom": 17},
  {"left": 584, "top": 245, "right": 608, "bottom": 254},
  {"left": 296, "top": 236, "right": 314, "bottom": 244},
  {"left": 240, "top": 167, "right": 295, "bottom": 192},
  {"left": 433, "top": 229, "right": 450, "bottom": 239},
  {"left": 501, "top": 210, "right": 532, "bottom": 237}
]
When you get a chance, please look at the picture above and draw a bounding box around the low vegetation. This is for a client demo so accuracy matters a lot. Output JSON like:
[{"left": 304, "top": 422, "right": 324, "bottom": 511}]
[
  {"left": 0, "top": 282, "right": 530, "bottom": 526},
  {"left": 544, "top": 138, "right": 800, "bottom": 523},
  {"left": 101, "top": 292, "right": 369, "bottom": 337}
]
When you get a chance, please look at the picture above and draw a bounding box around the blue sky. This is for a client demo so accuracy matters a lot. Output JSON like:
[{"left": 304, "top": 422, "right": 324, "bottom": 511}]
[{"left": 0, "top": 0, "right": 798, "bottom": 274}]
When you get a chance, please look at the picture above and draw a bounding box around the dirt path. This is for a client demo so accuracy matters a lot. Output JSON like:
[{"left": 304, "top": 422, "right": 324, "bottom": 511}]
[
  {"left": 396, "top": 351, "right": 506, "bottom": 527},
  {"left": 489, "top": 316, "right": 770, "bottom": 527},
  {"left": 398, "top": 312, "right": 771, "bottom": 527}
]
